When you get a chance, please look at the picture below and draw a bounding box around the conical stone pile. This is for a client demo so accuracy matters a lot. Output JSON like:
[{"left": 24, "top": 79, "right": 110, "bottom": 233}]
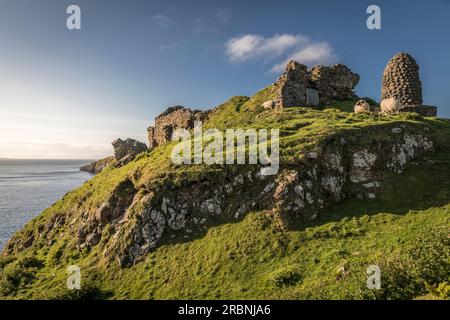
[{"left": 381, "top": 53, "right": 423, "bottom": 106}]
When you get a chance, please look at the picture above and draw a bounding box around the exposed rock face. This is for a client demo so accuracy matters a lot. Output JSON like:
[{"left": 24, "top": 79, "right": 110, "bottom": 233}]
[
  {"left": 110, "top": 126, "right": 434, "bottom": 266},
  {"left": 147, "top": 106, "right": 209, "bottom": 148},
  {"left": 80, "top": 156, "right": 115, "bottom": 174},
  {"left": 272, "top": 60, "right": 360, "bottom": 108},
  {"left": 381, "top": 53, "right": 437, "bottom": 116},
  {"left": 76, "top": 179, "right": 137, "bottom": 250},
  {"left": 3, "top": 123, "right": 435, "bottom": 266},
  {"left": 354, "top": 100, "right": 370, "bottom": 113},
  {"left": 112, "top": 138, "right": 147, "bottom": 165}
]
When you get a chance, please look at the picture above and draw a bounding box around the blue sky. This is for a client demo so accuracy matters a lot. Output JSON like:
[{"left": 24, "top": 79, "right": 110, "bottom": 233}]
[{"left": 0, "top": 0, "right": 449, "bottom": 158}]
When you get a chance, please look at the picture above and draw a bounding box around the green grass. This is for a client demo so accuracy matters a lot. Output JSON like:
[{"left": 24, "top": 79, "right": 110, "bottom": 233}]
[{"left": 1, "top": 94, "right": 449, "bottom": 300}]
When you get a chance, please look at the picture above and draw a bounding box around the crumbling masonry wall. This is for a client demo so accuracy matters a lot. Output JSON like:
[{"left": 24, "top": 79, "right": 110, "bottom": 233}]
[
  {"left": 147, "top": 106, "right": 209, "bottom": 148},
  {"left": 272, "top": 60, "right": 360, "bottom": 108}
]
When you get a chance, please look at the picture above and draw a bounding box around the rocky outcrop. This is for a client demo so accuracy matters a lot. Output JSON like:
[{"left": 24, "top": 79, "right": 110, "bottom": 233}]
[
  {"left": 112, "top": 138, "right": 147, "bottom": 166},
  {"left": 79, "top": 138, "right": 146, "bottom": 174},
  {"left": 3, "top": 120, "right": 436, "bottom": 267},
  {"left": 79, "top": 124, "right": 436, "bottom": 266},
  {"left": 80, "top": 156, "right": 115, "bottom": 174},
  {"left": 147, "top": 106, "right": 209, "bottom": 148},
  {"left": 381, "top": 53, "right": 437, "bottom": 116},
  {"left": 271, "top": 60, "right": 360, "bottom": 108},
  {"left": 109, "top": 126, "right": 433, "bottom": 266},
  {"left": 76, "top": 179, "right": 137, "bottom": 250}
]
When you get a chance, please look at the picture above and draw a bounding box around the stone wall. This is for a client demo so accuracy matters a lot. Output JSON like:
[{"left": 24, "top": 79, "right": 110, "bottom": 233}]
[
  {"left": 273, "top": 61, "right": 310, "bottom": 108},
  {"left": 272, "top": 60, "right": 360, "bottom": 108},
  {"left": 147, "top": 106, "right": 209, "bottom": 148},
  {"left": 310, "top": 64, "right": 360, "bottom": 103}
]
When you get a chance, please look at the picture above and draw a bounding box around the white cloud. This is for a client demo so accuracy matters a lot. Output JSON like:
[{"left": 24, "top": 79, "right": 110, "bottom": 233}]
[
  {"left": 270, "top": 42, "right": 338, "bottom": 73},
  {"left": 153, "top": 14, "right": 171, "bottom": 28},
  {"left": 225, "top": 33, "right": 338, "bottom": 72},
  {"left": 225, "top": 34, "right": 306, "bottom": 62}
]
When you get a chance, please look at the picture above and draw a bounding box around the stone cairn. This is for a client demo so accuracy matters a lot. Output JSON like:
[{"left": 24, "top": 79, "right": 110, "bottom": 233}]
[
  {"left": 382, "top": 52, "right": 423, "bottom": 106},
  {"left": 381, "top": 53, "right": 437, "bottom": 116}
]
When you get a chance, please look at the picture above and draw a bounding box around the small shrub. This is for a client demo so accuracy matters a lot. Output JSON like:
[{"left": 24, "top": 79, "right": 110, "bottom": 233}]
[
  {"left": 0, "top": 256, "right": 15, "bottom": 271},
  {"left": 268, "top": 265, "right": 302, "bottom": 287},
  {"left": 375, "top": 227, "right": 449, "bottom": 300},
  {"left": 0, "top": 256, "right": 44, "bottom": 296},
  {"left": 435, "top": 282, "right": 450, "bottom": 299}
]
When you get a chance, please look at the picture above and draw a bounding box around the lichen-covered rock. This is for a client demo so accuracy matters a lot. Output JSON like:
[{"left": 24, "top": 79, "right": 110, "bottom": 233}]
[
  {"left": 387, "top": 134, "right": 433, "bottom": 173},
  {"left": 350, "top": 150, "right": 378, "bottom": 183}
]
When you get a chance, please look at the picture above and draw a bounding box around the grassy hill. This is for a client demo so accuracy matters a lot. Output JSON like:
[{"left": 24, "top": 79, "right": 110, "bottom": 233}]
[{"left": 1, "top": 90, "right": 449, "bottom": 300}]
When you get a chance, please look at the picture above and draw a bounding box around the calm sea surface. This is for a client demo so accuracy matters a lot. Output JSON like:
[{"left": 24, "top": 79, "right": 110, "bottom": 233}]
[{"left": 0, "top": 159, "right": 93, "bottom": 250}]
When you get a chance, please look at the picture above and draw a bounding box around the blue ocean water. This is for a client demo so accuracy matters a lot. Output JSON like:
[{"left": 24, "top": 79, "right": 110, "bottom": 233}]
[{"left": 0, "top": 159, "right": 93, "bottom": 250}]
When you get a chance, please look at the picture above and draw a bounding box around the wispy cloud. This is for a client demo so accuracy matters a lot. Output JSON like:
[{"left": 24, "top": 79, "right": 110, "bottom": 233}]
[
  {"left": 225, "top": 33, "right": 338, "bottom": 72},
  {"left": 158, "top": 42, "right": 177, "bottom": 51},
  {"left": 225, "top": 34, "right": 307, "bottom": 62},
  {"left": 153, "top": 14, "right": 172, "bottom": 28},
  {"left": 270, "top": 42, "right": 338, "bottom": 73}
]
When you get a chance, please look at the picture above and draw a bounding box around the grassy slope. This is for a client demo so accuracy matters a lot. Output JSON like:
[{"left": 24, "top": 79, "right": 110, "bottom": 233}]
[{"left": 1, "top": 92, "right": 449, "bottom": 300}]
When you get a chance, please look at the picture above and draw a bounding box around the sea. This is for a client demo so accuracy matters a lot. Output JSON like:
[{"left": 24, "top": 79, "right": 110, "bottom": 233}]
[{"left": 0, "top": 159, "right": 93, "bottom": 251}]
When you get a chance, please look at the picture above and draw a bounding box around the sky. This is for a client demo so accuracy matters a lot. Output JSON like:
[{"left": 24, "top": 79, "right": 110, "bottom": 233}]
[{"left": 0, "top": 0, "right": 449, "bottom": 159}]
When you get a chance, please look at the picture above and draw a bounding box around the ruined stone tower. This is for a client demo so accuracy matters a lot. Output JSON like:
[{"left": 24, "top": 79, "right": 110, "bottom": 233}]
[
  {"left": 381, "top": 53, "right": 437, "bottom": 116},
  {"left": 381, "top": 52, "right": 423, "bottom": 106},
  {"left": 147, "top": 106, "right": 209, "bottom": 149},
  {"left": 270, "top": 60, "right": 360, "bottom": 108}
]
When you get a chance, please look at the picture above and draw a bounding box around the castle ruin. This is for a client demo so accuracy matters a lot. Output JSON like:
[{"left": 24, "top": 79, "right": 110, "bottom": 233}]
[
  {"left": 270, "top": 60, "right": 360, "bottom": 108},
  {"left": 147, "top": 106, "right": 209, "bottom": 149}
]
